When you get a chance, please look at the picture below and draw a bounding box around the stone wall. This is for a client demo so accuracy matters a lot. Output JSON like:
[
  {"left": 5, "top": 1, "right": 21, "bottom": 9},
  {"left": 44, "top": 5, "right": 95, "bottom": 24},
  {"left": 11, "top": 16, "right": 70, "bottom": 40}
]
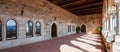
[
  {"left": 78, "top": 13, "right": 102, "bottom": 34},
  {"left": 0, "top": 0, "right": 79, "bottom": 50}
]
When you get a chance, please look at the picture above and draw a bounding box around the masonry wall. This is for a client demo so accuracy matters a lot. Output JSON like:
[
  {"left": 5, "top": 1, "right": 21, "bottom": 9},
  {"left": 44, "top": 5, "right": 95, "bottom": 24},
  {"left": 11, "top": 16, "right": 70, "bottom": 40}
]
[
  {"left": 0, "top": 0, "right": 79, "bottom": 50},
  {"left": 78, "top": 13, "right": 102, "bottom": 34}
]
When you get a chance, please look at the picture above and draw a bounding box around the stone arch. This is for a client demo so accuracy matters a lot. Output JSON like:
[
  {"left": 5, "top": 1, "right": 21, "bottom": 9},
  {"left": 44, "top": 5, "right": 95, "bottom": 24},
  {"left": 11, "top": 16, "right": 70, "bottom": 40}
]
[
  {"left": 51, "top": 23, "right": 57, "bottom": 37},
  {"left": 81, "top": 24, "right": 86, "bottom": 32}
]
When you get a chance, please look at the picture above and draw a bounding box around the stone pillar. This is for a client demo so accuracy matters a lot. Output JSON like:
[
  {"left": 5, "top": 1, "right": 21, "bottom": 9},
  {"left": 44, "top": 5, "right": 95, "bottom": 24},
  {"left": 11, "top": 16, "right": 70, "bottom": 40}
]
[
  {"left": 104, "top": 18, "right": 109, "bottom": 38},
  {"left": 33, "top": 22, "right": 36, "bottom": 37},
  {"left": 102, "top": 18, "right": 106, "bottom": 35},
  {"left": 3, "top": 20, "right": 6, "bottom": 41},
  {"left": 116, "top": 2, "right": 120, "bottom": 35},
  {"left": 117, "top": 9, "right": 120, "bottom": 35},
  {"left": 107, "top": 18, "right": 110, "bottom": 33},
  {"left": 110, "top": 16, "right": 113, "bottom": 32}
]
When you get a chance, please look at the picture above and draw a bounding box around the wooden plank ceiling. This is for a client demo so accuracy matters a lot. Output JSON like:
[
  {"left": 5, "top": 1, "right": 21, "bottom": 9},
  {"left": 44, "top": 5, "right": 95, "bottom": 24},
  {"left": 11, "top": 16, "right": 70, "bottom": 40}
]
[{"left": 48, "top": 0, "right": 103, "bottom": 16}]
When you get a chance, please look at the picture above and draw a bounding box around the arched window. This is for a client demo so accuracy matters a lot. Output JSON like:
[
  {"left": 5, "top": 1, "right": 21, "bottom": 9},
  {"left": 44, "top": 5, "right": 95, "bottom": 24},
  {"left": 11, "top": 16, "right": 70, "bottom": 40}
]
[
  {"left": 72, "top": 25, "right": 74, "bottom": 31},
  {"left": 6, "top": 19, "right": 17, "bottom": 40},
  {"left": 68, "top": 25, "right": 70, "bottom": 32},
  {"left": 0, "top": 21, "right": 2, "bottom": 41},
  {"left": 113, "top": 16, "right": 116, "bottom": 32},
  {"left": 35, "top": 21, "right": 41, "bottom": 36},
  {"left": 70, "top": 25, "right": 71, "bottom": 32},
  {"left": 26, "top": 21, "right": 33, "bottom": 38},
  {"left": 73, "top": 25, "right": 75, "bottom": 32},
  {"left": 68, "top": 25, "right": 69, "bottom": 32}
]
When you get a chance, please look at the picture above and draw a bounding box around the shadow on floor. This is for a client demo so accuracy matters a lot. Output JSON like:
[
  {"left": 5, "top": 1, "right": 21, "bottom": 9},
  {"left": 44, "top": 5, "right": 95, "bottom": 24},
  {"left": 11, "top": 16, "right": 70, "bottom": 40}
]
[{"left": 0, "top": 33, "right": 106, "bottom": 52}]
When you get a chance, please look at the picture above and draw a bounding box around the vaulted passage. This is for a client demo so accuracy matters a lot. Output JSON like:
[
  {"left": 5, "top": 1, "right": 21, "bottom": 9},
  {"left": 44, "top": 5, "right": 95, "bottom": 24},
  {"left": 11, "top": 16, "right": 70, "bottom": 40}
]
[{"left": 0, "top": 33, "right": 105, "bottom": 52}]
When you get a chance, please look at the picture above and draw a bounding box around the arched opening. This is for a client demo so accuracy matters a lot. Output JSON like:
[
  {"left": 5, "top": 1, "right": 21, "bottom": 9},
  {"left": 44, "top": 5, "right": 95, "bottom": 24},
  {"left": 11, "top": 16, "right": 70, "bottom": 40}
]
[
  {"left": 0, "top": 21, "right": 2, "bottom": 41},
  {"left": 113, "top": 16, "right": 116, "bottom": 32},
  {"left": 26, "top": 21, "right": 33, "bottom": 38},
  {"left": 6, "top": 19, "right": 17, "bottom": 40},
  {"left": 51, "top": 23, "right": 57, "bottom": 37},
  {"left": 81, "top": 25, "right": 86, "bottom": 33},
  {"left": 35, "top": 21, "right": 41, "bottom": 36}
]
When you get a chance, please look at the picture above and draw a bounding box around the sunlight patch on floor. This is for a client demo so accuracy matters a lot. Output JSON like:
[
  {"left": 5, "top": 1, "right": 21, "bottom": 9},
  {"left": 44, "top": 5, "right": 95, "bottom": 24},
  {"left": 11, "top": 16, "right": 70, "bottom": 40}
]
[
  {"left": 76, "top": 38, "right": 101, "bottom": 45},
  {"left": 60, "top": 44, "right": 83, "bottom": 52},
  {"left": 70, "top": 40, "right": 101, "bottom": 52},
  {"left": 80, "top": 36, "right": 100, "bottom": 41}
]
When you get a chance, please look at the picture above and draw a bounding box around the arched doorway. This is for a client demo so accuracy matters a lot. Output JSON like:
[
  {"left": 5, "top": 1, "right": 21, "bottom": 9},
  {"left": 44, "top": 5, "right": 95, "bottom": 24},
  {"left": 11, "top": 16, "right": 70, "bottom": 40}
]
[
  {"left": 81, "top": 25, "right": 86, "bottom": 32},
  {"left": 51, "top": 23, "right": 57, "bottom": 37}
]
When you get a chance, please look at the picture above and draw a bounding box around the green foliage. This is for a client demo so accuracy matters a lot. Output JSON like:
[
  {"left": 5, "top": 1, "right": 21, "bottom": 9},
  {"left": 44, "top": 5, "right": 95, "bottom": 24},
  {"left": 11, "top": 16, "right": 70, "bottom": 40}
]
[
  {"left": 76, "top": 26, "right": 81, "bottom": 33},
  {"left": 97, "top": 27, "right": 102, "bottom": 33}
]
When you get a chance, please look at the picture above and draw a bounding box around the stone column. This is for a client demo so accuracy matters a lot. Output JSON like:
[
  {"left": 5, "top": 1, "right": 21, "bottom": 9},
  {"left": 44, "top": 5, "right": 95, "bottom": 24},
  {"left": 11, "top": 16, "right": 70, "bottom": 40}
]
[
  {"left": 33, "top": 22, "right": 36, "bottom": 37},
  {"left": 104, "top": 18, "right": 109, "bottom": 38},
  {"left": 110, "top": 15, "right": 113, "bottom": 32},
  {"left": 3, "top": 20, "right": 6, "bottom": 41},
  {"left": 117, "top": 9, "right": 120, "bottom": 35},
  {"left": 102, "top": 18, "right": 106, "bottom": 35},
  {"left": 115, "top": 2, "right": 120, "bottom": 35},
  {"left": 107, "top": 18, "right": 110, "bottom": 32}
]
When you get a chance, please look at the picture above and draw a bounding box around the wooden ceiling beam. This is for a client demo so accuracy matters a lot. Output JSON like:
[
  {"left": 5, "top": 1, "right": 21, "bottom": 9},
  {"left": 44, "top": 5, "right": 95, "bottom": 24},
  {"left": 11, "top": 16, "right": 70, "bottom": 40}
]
[
  {"left": 48, "top": 0, "right": 103, "bottom": 16},
  {"left": 63, "top": 0, "right": 103, "bottom": 9},
  {"left": 71, "top": 6, "right": 102, "bottom": 12},
  {"left": 68, "top": 2, "right": 103, "bottom": 11},
  {"left": 61, "top": 0, "right": 91, "bottom": 8},
  {"left": 73, "top": 10, "right": 102, "bottom": 14},
  {"left": 74, "top": 10, "right": 102, "bottom": 15},
  {"left": 76, "top": 11, "right": 102, "bottom": 16},
  {"left": 58, "top": 0, "right": 80, "bottom": 6}
]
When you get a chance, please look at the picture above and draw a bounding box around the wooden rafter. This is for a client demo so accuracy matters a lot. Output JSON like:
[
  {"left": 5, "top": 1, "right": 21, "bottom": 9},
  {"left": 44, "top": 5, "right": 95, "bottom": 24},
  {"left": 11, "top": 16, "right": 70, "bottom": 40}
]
[
  {"left": 74, "top": 10, "right": 102, "bottom": 15},
  {"left": 63, "top": 0, "right": 103, "bottom": 9},
  {"left": 71, "top": 7, "right": 102, "bottom": 12},
  {"left": 58, "top": 0, "right": 80, "bottom": 6},
  {"left": 68, "top": 2, "right": 103, "bottom": 11},
  {"left": 48, "top": 0, "right": 103, "bottom": 16}
]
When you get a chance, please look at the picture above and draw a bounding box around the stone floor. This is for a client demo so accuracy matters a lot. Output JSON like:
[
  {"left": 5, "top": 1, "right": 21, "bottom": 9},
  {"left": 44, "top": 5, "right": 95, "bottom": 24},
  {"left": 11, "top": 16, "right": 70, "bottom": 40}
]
[{"left": 0, "top": 33, "right": 106, "bottom": 52}]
